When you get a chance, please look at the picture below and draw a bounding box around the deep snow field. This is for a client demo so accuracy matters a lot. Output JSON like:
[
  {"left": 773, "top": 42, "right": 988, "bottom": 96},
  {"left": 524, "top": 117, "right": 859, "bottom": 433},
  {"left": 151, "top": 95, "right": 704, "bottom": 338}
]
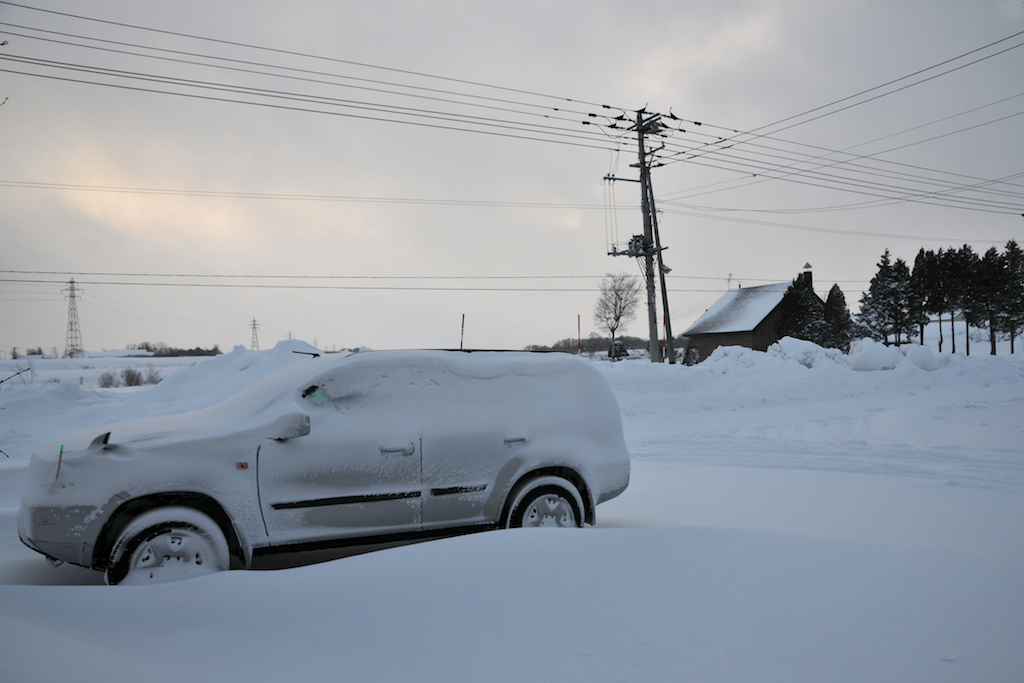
[{"left": 1, "top": 333, "right": 1022, "bottom": 683}]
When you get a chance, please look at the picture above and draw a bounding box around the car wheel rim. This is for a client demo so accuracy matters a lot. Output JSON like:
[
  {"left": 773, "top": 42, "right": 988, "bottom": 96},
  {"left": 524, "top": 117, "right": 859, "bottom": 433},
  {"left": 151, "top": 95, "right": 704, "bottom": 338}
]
[
  {"left": 123, "top": 528, "right": 218, "bottom": 584},
  {"left": 521, "top": 493, "right": 577, "bottom": 527}
]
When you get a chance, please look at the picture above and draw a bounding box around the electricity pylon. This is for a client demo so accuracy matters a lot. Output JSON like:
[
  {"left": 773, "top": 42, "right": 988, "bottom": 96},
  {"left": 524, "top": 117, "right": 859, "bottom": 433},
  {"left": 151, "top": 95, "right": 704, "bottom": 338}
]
[
  {"left": 63, "top": 278, "right": 84, "bottom": 357},
  {"left": 250, "top": 317, "right": 260, "bottom": 351}
]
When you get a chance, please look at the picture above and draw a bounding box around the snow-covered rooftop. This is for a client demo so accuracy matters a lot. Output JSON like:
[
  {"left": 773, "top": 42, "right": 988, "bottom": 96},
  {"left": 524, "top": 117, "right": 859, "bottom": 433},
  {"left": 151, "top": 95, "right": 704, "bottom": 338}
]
[{"left": 683, "top": 282, "right": 789, "bottom": 336}]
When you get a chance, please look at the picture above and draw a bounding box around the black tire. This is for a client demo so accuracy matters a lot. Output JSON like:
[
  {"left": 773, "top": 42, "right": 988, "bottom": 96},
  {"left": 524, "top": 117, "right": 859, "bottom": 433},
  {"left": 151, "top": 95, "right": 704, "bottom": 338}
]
[
  {"left": 505, "top": 475, "right": 584, "bottom": 528},
  {"left": 105, "top": 506, "right": 230, "bottom": 585}
]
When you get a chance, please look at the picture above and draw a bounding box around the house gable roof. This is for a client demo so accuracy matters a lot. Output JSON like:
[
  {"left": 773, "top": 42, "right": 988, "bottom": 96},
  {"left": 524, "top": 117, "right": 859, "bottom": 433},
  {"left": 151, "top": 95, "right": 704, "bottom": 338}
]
[{"left": 683, "top": 282, "right": 790, "bottom": 336}]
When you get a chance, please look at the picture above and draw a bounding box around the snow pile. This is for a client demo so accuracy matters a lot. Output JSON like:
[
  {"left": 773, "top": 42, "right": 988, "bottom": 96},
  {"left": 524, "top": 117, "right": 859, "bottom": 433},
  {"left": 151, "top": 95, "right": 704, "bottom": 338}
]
[
  {"left": 900, "top": 342, "right": 942, "bottom": 371},
  {"left": 768, "top": 336, "right": 847, "bottom": 368},
  {"left": 848, "top": 338, "right": 902, "bottom": 370}
]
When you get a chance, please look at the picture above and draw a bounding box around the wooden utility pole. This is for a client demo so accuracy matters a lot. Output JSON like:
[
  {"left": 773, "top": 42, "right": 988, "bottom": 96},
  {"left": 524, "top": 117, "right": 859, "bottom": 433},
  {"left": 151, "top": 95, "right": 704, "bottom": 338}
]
[
  {"left": 647, "top": 165, "right": 675, "bottom": 364},
  {"left": 635, "top": 112, "right": 661, "bottom": 362},
  {"left": 607, "top": 109, "right": 676, "bottom": 363}
]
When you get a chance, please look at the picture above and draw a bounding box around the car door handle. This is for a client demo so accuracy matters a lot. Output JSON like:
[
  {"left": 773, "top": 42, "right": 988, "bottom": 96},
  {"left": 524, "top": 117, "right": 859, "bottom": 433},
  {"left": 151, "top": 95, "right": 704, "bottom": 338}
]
[
  {"left": 380, "top": 444, "right": 415, "bottom": 457},
  {"left": 504, "top": 437, "right": 527, "bottom": 447}
]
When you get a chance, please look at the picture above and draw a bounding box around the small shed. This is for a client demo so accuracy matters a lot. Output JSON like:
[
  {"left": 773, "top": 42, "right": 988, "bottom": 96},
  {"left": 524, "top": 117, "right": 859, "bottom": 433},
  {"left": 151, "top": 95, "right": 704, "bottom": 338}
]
[{"left": 681, "top": 282, "right": 791, "bottom": 362}]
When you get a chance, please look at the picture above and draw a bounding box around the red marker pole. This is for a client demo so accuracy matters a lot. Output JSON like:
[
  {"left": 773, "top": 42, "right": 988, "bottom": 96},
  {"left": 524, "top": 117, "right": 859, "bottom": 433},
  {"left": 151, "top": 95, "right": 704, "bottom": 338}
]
[{"left": 460, "top": 314, "right": 465, "bottom": 350}]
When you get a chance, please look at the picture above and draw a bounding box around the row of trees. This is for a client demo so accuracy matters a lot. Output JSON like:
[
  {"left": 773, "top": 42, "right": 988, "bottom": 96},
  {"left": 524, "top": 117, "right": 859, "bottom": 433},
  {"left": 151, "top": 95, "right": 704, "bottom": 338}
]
[
  {"left": 126, "top": 341, "right": 223, "bottom": 357},
  {"left": 9, "top": 347, "right": 54, "bottom": 359},
  {"left": 859, "top": 241, "right": 1024, "bottom": 354},
  {"left": 529, "top": 334, "right": 650, "bottom": 355}
]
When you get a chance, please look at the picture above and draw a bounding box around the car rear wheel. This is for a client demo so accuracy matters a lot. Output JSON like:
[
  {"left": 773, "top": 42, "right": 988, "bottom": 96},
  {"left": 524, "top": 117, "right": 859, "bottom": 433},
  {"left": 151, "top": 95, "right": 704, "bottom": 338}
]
[
  {"left": 505, "top": 476, "right": 583, "bottom": 528},
  {"left": 105, "top": 506, "right": 230, "bottom": 586}
]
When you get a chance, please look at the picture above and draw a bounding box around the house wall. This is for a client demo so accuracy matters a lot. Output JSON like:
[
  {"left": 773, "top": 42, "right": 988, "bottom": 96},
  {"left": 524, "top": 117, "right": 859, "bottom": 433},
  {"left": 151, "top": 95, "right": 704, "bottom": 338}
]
[
  {"left": 751, "top": 308, "right": 783, "bottom": 351},
  {"left": 683, "top": 306, "right": 785, "bottom": 362},
  {"left": 683, "top": 331, "right": 755, "bottom": 363}
]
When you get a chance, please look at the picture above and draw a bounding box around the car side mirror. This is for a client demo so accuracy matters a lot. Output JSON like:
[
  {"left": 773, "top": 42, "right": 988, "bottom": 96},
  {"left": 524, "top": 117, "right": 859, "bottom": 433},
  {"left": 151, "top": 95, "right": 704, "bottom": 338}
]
[{"left": 268, "top": 413, "right": 311, "bottom": 441}]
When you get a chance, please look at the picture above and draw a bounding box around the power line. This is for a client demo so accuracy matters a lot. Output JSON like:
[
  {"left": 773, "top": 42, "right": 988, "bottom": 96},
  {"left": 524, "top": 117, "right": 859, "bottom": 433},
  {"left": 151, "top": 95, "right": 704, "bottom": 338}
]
[
  {"left": 0, "top": 270, "right": 867, "bottom": 283},
  {"left": 753, "top": 29, "right": 1024, "bottom": 137},
  {"left": 651, "top": 122, "right": 1024, "bottom": 209},
  {"left": 583, "top": 30, "right": 1024, "bottom": 215},
  {"left": 0, "top": 56, "right": 617, "bottom": 151},
  {"left": 0, "top": 22, "right": 601, "bottom": 124},
  {"left": 0, "top": 180, "right": 619, "bottom": 209},
  {"left": 0, "top": 270, "right": 608, "bottom": 280},
  {"left": 6, "top": 3, "right": 1018, "bottom": 210},
  {"left": 668, "top": 27, "right": 1024, "bottom": 165},
  {"left": 0, "top": 1, "right": 617, "bottom": 111},
  {"left": 0, "top": 67, "right": 614, "bottom": 153},
  {"left": 4, "top": 1, "right": 1020, "bottom": 227},
  {"left": 0, "top": 278, "right": 743, "bottom": 294},
  {"left": 660, "top": 109, "right": 1024, "bottom": 195},
  {"left": 654, "top": 111, "right": 1024, "bottom": 210},
  {"left": 587, "top": 121, "right": 1024, "bottom": 216},
  {"left": 650, "top": 136, "right": 1024, "bottom": 215},
  {"left": 0, "top": 50, "right": 600, "bottom": 141},
  {"left": 657, "top": 206, "right": 1010, "bottom": 244}
]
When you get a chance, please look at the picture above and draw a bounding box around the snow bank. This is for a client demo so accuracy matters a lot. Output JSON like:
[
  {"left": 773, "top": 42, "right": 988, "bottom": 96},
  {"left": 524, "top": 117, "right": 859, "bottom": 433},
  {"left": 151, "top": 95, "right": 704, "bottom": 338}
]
[
  {"left": 848, "top": 338, "right": 902, "bottom": 371},
  {"left": 768, "top": 336, "right": 847, "bottom": 368},
  {"left": 900, "top": 342, "right": 941, "bottom": 371},
  {"left": 700, "top": 337, "right": 943, "bottom": 374}
]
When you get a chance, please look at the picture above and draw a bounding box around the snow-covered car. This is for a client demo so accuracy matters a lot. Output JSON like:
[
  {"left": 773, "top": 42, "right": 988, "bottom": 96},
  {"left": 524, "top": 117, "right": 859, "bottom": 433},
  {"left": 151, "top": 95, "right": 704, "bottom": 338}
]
[{"left": 18, "top": 350, "right": 630, "bottom": 585}]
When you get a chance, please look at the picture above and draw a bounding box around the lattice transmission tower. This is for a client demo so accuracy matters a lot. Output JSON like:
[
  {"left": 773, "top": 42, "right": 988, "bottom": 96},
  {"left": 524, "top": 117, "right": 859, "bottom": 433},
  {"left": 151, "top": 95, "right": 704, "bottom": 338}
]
[
  {"left": 250, "top": 317, "right": 260, "bottom": 351},
  {"left": 63, "top": 278, "right": 84, "bottom": 357}
]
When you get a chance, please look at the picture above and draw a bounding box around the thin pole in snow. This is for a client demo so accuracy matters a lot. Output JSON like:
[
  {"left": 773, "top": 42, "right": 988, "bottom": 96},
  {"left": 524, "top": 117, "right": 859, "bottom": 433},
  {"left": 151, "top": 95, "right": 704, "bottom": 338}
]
[
  {"left": 460, "top": 314, "right": 465, "bottom": 350},
  {"left": 578, "top": 314, "right": 581, "bottom": 354}
]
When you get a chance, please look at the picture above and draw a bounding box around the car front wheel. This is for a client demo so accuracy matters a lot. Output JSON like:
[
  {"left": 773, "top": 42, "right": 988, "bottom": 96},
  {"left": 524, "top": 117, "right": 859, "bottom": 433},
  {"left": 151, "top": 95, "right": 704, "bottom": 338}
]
[
  {"left": 505, "top": 476, "right": 584, "bottom": 528},
  {"left": 105, "top": 506, "right": 230, "bottom": 586}
]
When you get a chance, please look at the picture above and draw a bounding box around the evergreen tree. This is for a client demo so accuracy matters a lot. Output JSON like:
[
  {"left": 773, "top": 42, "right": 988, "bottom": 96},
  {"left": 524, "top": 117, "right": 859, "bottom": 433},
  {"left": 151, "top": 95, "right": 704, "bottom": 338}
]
[
  {"left": 954, "top": 245, "right": 981, "bottom": 356},
  {"left": 822, "top": 284, "right": 855, "bottom": 352},
  {"left": 929, "top": 248, "right": 952, "bottom": 352},
  {"left": 939, "top": 248, "right": 962, "bottom": 353},
  {"left": 910, "top": 249, "right": 940, "bottom": 346},
  {"left": 890, "top": 258, "right": 914, "bottom": 344},
  {"left": 860, "top": 249, "right": 913, "bottom": 344},
  {"left": 1001, "top": 240, "right": 1024, "bottom": 354},
  {"left": 970, "top": 247, "right": 1008, "bottom": 355},
  {"left": 859, "top": 249, "right": 893, "bottom": 343},
  {"left": 776, "top": 273, "right": 826, "bottom": 345}
]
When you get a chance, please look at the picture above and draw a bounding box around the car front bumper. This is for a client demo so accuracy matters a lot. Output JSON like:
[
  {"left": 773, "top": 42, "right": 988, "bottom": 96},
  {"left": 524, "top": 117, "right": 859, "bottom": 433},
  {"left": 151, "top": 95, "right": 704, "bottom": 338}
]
[{"left": 17, "top": 503, "right": 104, "bottom": 568}]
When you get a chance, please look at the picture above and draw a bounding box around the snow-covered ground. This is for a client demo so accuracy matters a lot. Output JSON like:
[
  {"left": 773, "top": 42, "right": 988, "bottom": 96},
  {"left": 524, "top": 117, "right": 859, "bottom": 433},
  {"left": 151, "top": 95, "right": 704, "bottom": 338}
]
[{"left": 1, "top": 335, "right": 1022, "bottom": 682}]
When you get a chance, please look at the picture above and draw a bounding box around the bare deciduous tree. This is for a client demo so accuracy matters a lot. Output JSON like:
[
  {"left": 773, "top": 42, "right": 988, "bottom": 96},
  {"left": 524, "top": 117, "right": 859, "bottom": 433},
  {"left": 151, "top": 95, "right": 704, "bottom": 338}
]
[{"left": 593, "top": 272, "right": 642, "bottom": 350}]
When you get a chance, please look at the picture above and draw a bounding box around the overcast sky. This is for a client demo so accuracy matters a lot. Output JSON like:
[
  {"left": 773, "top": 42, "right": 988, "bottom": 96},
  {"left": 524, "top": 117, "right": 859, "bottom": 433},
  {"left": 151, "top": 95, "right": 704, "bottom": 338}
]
[{"left": 2, "top": 0, "right": 1023, "bottom": 355}]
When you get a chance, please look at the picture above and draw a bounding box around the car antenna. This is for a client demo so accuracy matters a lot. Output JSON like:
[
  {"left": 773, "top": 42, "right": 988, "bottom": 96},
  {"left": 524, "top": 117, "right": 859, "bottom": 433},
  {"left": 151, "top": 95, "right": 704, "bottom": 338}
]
[
  {"left": 292, "top": 351, "right": 320, "bottom": 358},
  {"left": 0, "top": 368, "right": 28, "bottom": 385}
]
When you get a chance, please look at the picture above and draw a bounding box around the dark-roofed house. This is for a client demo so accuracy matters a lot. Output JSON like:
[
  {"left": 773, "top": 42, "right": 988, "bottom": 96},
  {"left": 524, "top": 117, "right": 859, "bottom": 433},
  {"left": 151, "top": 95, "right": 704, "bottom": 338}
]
[{"left": 681, "top": 281, "right": 792, "bottom": 363}]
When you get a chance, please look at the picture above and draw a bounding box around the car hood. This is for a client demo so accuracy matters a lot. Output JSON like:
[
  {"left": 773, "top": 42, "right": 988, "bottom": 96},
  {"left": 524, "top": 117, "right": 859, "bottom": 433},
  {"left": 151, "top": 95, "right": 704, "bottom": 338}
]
[{"left": 30, "top": 395, "right": 305, "bottom": 462}]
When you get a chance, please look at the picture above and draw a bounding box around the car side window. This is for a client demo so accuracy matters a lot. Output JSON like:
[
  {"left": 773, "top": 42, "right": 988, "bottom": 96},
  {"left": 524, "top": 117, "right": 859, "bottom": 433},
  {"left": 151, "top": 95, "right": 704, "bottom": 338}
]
[{"left": 302, "top": 386, "right": 329, "bottom": 405}]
